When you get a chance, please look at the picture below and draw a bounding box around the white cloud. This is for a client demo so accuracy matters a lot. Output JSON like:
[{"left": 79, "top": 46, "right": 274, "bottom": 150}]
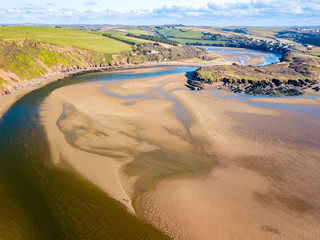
[
  {"left": 83, "top": 1, "right": 97, "bottom": 6},
  {"left": 7, "top": 8, "right": 20, "bottom": 13},
  {"left": 1, "top": 0, "right": 320, "bottom": 25}
]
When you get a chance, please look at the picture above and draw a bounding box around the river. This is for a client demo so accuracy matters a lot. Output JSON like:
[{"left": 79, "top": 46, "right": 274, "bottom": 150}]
[{"left": 204, "top": 46, "right": 282, "bottom": 66}]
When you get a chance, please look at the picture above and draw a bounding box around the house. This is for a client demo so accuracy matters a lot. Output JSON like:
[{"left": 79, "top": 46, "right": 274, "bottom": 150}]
[{"left": 148, "top": 50, "right": 158, "bottom": 54}]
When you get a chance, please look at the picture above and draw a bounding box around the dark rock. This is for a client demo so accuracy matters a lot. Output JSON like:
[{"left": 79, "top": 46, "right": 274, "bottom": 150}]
[
  {"left": 272, "top": 78, "right": 281, "bottom": 87},
  {"left": 313, "top": 86, "right": 320, "bottom": 91}
]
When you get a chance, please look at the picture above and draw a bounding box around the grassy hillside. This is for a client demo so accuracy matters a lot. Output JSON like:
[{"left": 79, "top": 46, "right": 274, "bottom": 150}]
[
  {"left": 0, "top": 38, "right": 121, "bottom": 93},
  {"left": 243, "top": 27, "right": 283, "bottom": 38},
  {"left": 158, "top": 27, "right": 204, "bottom": 39},
  {"left": 99, "top": 31, "right": 143, "bottom": 44},
  {"left": 0, "top": 26, "right": 162, "bottom": 93},
  {"left": 0, "top": 26, "right": 132, "bottom": 53},
  {"left": 1, "top": 39, "right": 113, "bottom": 74},
  {"left": 100, "top": 26, "right": 150, "bottom": 35}
]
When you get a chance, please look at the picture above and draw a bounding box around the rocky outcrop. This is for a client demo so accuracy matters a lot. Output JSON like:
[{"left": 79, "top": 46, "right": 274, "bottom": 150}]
[{"left": 190, "top": 56, "right": 320, "bottom": 96}]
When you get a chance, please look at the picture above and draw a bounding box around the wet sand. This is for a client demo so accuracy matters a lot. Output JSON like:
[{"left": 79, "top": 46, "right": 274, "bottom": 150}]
[
  {"left": 249, "top": 96, "right": 320, "bottom": 105},
  {"left": 41, "top": 70, "right": 204, "bottom": 213},
  {"left": 0, "top": 62, "right": 206, "bottom": 119},
  {"left": 41, "top": 69, "right": 320, "bottom": 239},
  {"left": 142, "top": 88, "right": 320, "bottom": 239}
]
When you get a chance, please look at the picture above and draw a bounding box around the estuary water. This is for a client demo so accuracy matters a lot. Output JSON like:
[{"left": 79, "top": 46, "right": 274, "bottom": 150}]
[
  {"left": 0, "top": 66, "right": 195, "bottom": 240},
  {"left": 205, "top": 46, "right": 282, "bottom": 66},
  {"left": 0, "top": 62, "right": 319, "bottom": 240}
]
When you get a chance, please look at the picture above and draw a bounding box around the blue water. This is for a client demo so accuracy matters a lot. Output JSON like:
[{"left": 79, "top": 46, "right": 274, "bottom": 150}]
[
  {"left": 205, "top": 47, "right": 282, "bottom": 66},
  {"left": 98, "top": 69, "right": 195, "bottom": 127}
]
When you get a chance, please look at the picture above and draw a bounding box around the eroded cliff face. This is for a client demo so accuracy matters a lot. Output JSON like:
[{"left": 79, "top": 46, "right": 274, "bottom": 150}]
[{"left": 0, "top": 39, "right": 118, "bottom": 95}]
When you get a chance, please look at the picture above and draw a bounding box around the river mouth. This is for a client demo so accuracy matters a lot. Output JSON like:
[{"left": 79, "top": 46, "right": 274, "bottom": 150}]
[
  {"left": 1, "top": 65, "right": 320, "bottom": 240},
  {"left": 0, "top": 66, "right": 197, "bottom": 240},
  {"left": 43, "top": 69, "right": 217, "bottom": 212}
]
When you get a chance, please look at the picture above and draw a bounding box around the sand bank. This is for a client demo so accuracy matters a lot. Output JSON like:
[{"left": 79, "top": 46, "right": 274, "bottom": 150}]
[
  {"left": 140, "top": 87, "right": 320, "bottom": 239},
  {"left": 41, "top": 71, "right": 200, "bottom": 213},
  {"left": 41, "top": 68, "right": 320, "bottom": 239},
  {"left": 0, "top": 61, "right": 205, "bottom": 120}
]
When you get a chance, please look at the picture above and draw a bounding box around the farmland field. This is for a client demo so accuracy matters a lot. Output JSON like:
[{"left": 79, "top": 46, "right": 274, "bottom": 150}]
[
  {"left": 159, "top": 27, "right": 204, "bottom": 39},
  {"left": 173, "top": 38, "right": 229, "bottom": 45},
  {"left": 0, "top": 26, "right": 132, "bottom": 53}
]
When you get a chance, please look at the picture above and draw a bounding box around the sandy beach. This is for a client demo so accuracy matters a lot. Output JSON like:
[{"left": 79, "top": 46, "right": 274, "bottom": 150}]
[{"left": 40, "top": 67, "right": 320, "bottom": 240}]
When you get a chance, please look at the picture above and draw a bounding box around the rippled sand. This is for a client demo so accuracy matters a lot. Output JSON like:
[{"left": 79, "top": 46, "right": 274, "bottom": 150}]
[{"left": 42, "top": 68, "right": 320, "bottom": 239}]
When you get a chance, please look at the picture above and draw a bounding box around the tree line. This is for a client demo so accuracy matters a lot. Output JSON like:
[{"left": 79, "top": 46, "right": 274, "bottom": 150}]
[{"left": 125, "top": 33, "right": 180, "bottom": 46}]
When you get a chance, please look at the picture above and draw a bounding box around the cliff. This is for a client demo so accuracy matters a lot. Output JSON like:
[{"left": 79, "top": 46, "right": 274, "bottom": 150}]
[{"left": 0, "top": 39, "right": 144, "bottom": 95}]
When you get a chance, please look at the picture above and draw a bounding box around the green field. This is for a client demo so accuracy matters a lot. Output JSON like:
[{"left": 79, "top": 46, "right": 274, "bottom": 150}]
[
  {"left": 102, "top": 26, "right": 150, "bottom": 35},
  {"left": 171, "top": 38, "right": 199, "bottom": 44},
  {"left": 120, "top": 26, "right": 150, "bottom": 35},
  {"left": 243, "top": 27, "right": 283, "bottom": 38},
  {"left": 200, "top": 40, "right": 229, "bottom": 45},
  {"left": 0, "top": 26, "right": 132, "bottom": 53},
  {"left": 100, "top": 31, "right": 143, "bottom": 44},
  {"left": 158, "top": 27, "right": 204, "bottom": 39},
  {"left": 173, "top": 38, "right": 229, "bottom": 45}
]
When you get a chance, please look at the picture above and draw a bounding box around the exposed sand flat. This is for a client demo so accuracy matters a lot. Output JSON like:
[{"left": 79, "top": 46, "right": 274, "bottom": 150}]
[
  {"left": 144, "top": 165, "right": 320, "bottom": 240},
  {"left": 0, "top": 62, "right": 208, "bottom": 119},
  {"left": 245, "top": 55, "right": 265, "bottom": 66},
  {"left": 142, "top": 87, "right": 320, "bottom": 239},
  {"left": 41, "top": 72, "right": 196, "bottom": 213},
  {"left": 41, "top": 68, "right": 320, "bottom": 240}
]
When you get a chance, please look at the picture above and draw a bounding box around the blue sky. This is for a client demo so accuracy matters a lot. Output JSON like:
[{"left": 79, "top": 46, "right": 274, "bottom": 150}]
[{"left": 1, "top": 0, "right": 320, "bottom": 26}]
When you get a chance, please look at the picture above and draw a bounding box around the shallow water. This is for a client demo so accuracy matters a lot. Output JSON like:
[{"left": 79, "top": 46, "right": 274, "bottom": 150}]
[
  {"left": 0, "top": 66, "right": 197, "bottom": 240},
  {"left": 1, "top": 64, "right": 319, "bottom": 240},
  {"left": 205, "top": 47, "right": 282, "bottom": 66}
]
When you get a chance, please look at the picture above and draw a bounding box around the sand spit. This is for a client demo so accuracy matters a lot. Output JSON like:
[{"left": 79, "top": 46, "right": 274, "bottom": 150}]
[{"left": 41, "top": 68, "right": 320, "bottom": 239}]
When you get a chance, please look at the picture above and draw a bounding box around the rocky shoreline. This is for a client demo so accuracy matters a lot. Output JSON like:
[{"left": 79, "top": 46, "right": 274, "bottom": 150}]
[
  {"left": 217, "top": 78, "right": 319, "bottom": 96},
  {"left": 188, "top": 56, "right": 320, "bottom": 96}
]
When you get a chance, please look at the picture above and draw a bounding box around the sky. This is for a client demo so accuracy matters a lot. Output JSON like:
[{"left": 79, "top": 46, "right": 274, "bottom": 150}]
[{"left": 1, "top": 0, "right": 320, "bottom": 26}]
